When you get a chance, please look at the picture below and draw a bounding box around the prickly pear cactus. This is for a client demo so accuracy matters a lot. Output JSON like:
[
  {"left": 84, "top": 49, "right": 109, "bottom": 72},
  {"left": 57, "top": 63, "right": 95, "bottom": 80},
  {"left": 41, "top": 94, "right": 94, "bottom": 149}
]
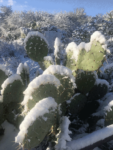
[
  {"left": 88, "top": 79, "right": 109, "bottom": 101},
  {"left": 5, "top": 102, "right": 24, "bottom": 129},
  {"left": 1, "top": 74, "right": 25, "bottom": 105},
  {"left": 43, "top": 65, "right": 76, "bottom": 103},
  {"left": 67, "top": 93, "right": 87, "bottom": 115},
  {"left": 75, "top": 69, "right": 97, "bottom": 94},
  {"left": 24, "top": 31, "right": 49, "bottom": 62},
  {"left": 39, "top": 56, "right": 54, "bottom": 70},
  {"left": 15, "top": 97, "right": 57, "bottom": 149},
  {"left": 21, "top": 74, "right": 61, "bottom": 113}
]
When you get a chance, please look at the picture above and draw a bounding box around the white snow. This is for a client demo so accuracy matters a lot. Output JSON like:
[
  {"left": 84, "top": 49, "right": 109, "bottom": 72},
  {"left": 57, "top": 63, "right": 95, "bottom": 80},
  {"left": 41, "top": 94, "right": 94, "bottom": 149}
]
[
  {"left": 55, "top": 116, "right": 72, "bottom": 150},
  {"left": 21, "top": 74, "right": 61, "bottom": 112},
  {"left": 43, "top": 65, "right": 76, "bottom": 89},
  {"left": 0, "top": 74, "right": 23, "bottom": 102},
  {"left": 0, "top": 121, "right": 19, "bottom": 150},
  {"left": 15, "top": 97, "right": 57, "bottom": 144},
  {"left": 67, "top": 124, "right": 113, "bottom": 150}
]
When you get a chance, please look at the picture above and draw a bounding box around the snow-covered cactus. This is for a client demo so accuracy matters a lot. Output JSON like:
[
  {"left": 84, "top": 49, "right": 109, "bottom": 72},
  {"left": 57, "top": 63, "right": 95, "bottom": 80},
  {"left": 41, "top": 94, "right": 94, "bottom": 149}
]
[
  {"left": 15, "top": 97, "right": 57, "bottom": 149},
  {"left": 21, "top": 74, "right": 61, "bottom": 114},
  {"left": 24, "top": 31, "right": 49, "bottom": 62},
  {"left": 1, "top": 74, "right": 25, "bottom": 105},
  {"left": 76, "top": 31, "right": 107, "bottom": 71},
  {"left": 43, "top": 65, "right": 76, "bottom": 104},
  {"left": 75, "top": 70, "right": 97, "bottom": 94},
  {"left": 39, "top": 56, "right": 54, "bottom": 70}
]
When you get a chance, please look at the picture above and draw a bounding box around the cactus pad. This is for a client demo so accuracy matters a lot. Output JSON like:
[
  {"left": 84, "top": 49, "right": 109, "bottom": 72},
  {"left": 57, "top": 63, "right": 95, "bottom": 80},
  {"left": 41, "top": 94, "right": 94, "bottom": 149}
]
[
  {"left": 24, "top": 31, "right": 48, "bottom": 62},
  {"left": 75, "top": 69, "right": 97, "bottom": 94},
  {"left": 88, "top": 79, "right": 109, "bottom": 101},
  {"left": 76, "top": 40, "right": 106, "bottom": 71},
  {"left": 68, "top": 93, "right": 87, "bottom": 115}
]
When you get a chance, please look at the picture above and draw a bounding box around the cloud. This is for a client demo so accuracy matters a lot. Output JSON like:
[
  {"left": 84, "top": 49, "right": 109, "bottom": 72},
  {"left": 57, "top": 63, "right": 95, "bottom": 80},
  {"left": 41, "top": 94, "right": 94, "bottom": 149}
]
[
  {"left": 8, "top": 0, "right": 14, "bottom": 6},
  {"left": 0, "top": 0, "right": 3, "bottom": 2}
]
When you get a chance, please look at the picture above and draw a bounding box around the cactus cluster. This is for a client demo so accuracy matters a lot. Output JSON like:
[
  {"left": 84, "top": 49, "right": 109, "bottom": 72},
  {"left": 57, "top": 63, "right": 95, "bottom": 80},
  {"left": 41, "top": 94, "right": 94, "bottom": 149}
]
[{"left": 0, "top": 30, "right": 113, "bottom": 150}]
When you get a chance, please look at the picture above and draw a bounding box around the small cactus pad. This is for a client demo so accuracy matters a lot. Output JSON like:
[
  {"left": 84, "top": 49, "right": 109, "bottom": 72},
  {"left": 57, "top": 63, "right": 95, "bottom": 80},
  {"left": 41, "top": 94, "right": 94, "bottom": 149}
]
[
  {"left": 15, "top": 97, "right": 57, "bottom": 149},
  {"left": 38, "top": 56, "right": 54, "bottom": 70},
  {"left": 5, "top": 102, "right": 24, "bottom": 128},
  {"left": 76, "top": 40, "right": 106, "bottom": 71},
  {"left": 88, "top": 79, "right": 109, "bottom": 101},
  {"left": 24, "top": 31, "right": 48, "bottom": 62},
  {"left": 75, "top": 69, "right": 97, "bottom": 94},
  {"left": 1, "top": 74, "right": 24, "bottom": 105},
  {"left": 68, "top": 93, "right": 87, "bottom": 115},
  {"left": 21, "top": 74, "right": 61, "bottom": 113}
]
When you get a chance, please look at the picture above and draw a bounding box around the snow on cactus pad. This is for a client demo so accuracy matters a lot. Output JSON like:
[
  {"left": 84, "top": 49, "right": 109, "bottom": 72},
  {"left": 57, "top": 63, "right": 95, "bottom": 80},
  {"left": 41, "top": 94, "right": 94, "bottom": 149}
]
[
  {"left": 15, "top": 97, "right": 57, "bottom": 149},
  {"left": 21, "top": 74, "right": 61, "bottom": 113},
  {"left": 43, "top": 65, "right": 76, "bottom": 103},
  {"left": 1, "top": 74, "right": 25, "bottom": 105},
  {"left": 75, "top": 31, "right": 107, "bottom": 71},
  {"left": 24, "top": 31, "right": 49, "bottom": 62}
]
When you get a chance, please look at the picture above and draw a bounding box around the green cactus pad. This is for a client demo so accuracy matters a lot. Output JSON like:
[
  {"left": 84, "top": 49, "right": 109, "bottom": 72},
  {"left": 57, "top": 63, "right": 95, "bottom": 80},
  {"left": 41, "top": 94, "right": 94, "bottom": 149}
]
[
  {"left": 76, "top": 40, "right": 106, "bottom": 71},
  {"left": 56, "top": 74, "right": 75, "bottom": 103},
  {"left": 24, "top": 32, "right": 48, "bottom": 62},
  {"left": 16, "top": 97, "right": 57, "bottom": 149},
  {"left": 23, "top": 112, "right": 56, "bottom": 149},
  {"left": 5, "top": 102, "right": 24, "bottom": 128},
  {"left": 88, "top": 79, "right": 109, "bottom": 101},
  {"left": 21, "top": 74, "right": 61, "bottom": 113},
  {"left": 75, "top": 69, "right": 97, "bottom": 94},
  {"left": 68, "top": 93, "right": 87, "bottom": 115},
  {"left": 43, "top": 65, "right": 76, "bottom": 103},
  {"left": 27, "top": 83, "right": 58, "bottom": 111},
  {"left": 2, "top": 75, "right": 25, "bottom": 105},
  {"left": 38, "top": 56, "right": 54, "bottom": 71}
]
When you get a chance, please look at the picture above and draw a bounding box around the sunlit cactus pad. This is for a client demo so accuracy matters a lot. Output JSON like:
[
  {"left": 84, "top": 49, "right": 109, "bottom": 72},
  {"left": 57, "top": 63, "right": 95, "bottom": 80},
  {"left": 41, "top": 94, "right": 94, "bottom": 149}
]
[{"left": 76, "top": 40, "right": 106, "bottom": 71}]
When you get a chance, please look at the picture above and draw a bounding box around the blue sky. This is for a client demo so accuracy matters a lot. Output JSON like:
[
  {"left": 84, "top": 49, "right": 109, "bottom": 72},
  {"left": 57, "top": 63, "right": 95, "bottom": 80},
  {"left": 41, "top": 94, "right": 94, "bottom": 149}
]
[{"left": 0, "top": 0, "right": 113, "bottom": 16}]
